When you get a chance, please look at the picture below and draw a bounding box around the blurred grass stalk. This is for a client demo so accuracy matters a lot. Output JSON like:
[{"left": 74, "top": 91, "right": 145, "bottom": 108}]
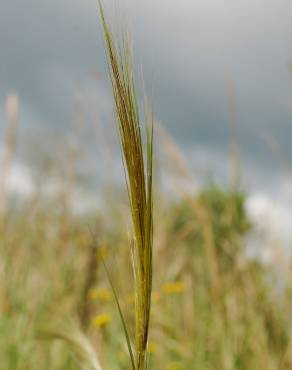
[
  {"left": 39, "top": 325, "right": 103, "bottom": 370},
  {"left": 158, "top": 122, "right": 219, "bottom": 291},
  {"left": 98, "top": 2, "right": 154, "bottom": 369},
  {"left": 0, "top": 92, "right": 19, "bottom": 218},
  {"left": 225, "top": 77, "right": 241, "bottom": 191}
]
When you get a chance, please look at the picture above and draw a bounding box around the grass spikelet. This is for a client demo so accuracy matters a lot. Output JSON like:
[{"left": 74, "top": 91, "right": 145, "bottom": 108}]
[{"left": 98, "top": 2, "right": 154, "bottom": 369}]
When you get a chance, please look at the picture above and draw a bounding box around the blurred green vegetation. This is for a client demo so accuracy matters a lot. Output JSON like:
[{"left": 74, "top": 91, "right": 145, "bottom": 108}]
[{"left": 0, "top": 184, "right": 292, "bottom": 370}]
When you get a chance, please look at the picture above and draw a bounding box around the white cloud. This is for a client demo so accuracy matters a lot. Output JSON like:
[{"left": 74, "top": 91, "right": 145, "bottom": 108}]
[
  {"left": 5, "top": 163, "right": 34, "bottom": 197},
  {"left": 246, "top": 191, "right": 292, "bottom": 265}
]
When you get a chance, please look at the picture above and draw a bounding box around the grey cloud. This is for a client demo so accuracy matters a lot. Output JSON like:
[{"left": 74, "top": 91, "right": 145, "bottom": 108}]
[{"left": 1, "top": 0, "right": 292, "bottom": 180}]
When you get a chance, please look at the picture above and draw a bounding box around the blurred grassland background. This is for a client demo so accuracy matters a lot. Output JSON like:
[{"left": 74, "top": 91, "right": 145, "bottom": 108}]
[
  {"left": 1, "top": 88, "right": 292, "bottom": 370},
  {"left": 2, "top": 1, "right": 292, "bottom": 369}
]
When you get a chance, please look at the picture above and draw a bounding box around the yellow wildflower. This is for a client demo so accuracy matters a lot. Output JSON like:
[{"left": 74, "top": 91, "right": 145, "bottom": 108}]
[
  {"left": 92, "top": 313, "right": 111, "bottom": 327},
  {"left": 150, "top": 306, "right": 156, "bottom": 318},
  {"left": 167, "top": 362, "right": 182, "bottom": 370},
  {"left": 88, "top": 287, "right": 112, "bottom": 302},
  {"left": 151, "top": 291, "right": 160, "bottom": 303},
  {"left": 78, "top": 233, "right": 90, "bottom": 247},
  {"left": 96, "top": 244, "right": 109, "bottom": 260},
  {"left": 126, "top": 293, "right": 135, "bottom": 305},
  {"left": 162, "top": 282, "right": 186, "bottom": 295},
  {"left": 147, "top": 341, "right": 158, "bottom": 354},
  {"left": 117, "top": 349, "right": 127, "bottom": 362}
]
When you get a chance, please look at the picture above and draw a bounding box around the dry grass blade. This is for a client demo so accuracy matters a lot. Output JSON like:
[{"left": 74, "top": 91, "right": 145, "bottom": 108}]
[
  {"left": 98, "top": 2, "right": 154, "bottom": 369},
  {"left": 39, "top": 325, "right": 103, "bottom": 370}
]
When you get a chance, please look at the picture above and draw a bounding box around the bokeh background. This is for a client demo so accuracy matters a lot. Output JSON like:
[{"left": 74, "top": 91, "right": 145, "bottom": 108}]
[
  {"left": 2, "top": 0, "right": 292, "bottom": 252},
  {"left": 2, "top": 2, "right": 292, "bottom": 369}
]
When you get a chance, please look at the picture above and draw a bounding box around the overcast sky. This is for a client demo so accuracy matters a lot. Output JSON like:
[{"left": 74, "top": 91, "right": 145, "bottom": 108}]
[{"left": 1, "top": 0, "right": 292, "bottom": 195}]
